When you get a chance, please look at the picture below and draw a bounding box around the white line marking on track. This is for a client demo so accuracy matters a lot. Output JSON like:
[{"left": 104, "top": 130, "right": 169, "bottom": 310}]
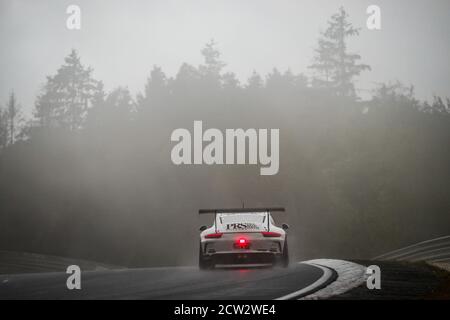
[{"left": 275, "top": 263, "right": 334, "bottom": 300}]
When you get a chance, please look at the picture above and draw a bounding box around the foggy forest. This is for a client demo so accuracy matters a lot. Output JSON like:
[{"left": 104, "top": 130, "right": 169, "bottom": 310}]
[{"left": 0, "top": 8, "right": 449, "bottom": 267}]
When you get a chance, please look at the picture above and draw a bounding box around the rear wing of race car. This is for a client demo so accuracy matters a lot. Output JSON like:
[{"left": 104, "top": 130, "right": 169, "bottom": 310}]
[
  {"left": 199, "top": 207, "right": 285, "bottom": 214},
  {"left": 198, "top": 207, "right": 286, "bottom": 232}
]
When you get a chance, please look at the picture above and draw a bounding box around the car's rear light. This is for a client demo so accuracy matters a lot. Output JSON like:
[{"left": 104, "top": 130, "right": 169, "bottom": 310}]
[
  {"left": 205, "top": 233, "right": 223, "bottom": 239},
  {"left": 261, "top": 231, "right": 282, "bottom": 237},
  {"left": 235, "top": 237, "right": 250, "bottom": 249}
]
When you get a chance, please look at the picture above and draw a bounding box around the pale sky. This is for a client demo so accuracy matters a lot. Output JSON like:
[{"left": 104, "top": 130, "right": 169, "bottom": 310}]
[{"left": 1, "top": 0, "right": 450, "bottom": 115}]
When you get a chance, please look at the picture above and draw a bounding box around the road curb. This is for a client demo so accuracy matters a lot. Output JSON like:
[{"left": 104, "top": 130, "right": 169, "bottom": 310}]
[
  {"left": 300, "top": 259, "right": 367, "bottom": 300},
  {"left": 275, "top": 263, "right": 337, "bottom": 300}
]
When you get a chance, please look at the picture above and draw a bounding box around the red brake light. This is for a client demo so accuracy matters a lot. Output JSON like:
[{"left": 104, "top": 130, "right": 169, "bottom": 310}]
[
  {"left": 261, "top": 231, "right": 281, "bottom": 238},
  {"left": 235, "top": 237, "right": 249, "bottom": 249},
  {"left": 205, "top": 233, "right": 223, "bottom": 239}
]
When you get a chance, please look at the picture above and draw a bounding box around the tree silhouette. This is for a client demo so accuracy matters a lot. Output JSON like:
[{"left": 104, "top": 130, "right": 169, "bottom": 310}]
[
  {"left": 222, "top": 72, "right": 240, "bottom": 90},
  {"left": 0, "top": 107, "right": 8, "bottom": 149},
  {"left": 246, "top": 71, "right": 264, "bottom": 90},
  {"left": 425, "top": 96, "right": 450, "bottom": 114},
  {"left": 199, "top": 39, "right": 226, "bottom": 88},
  {"left": 265, "top": 68, "right": 307, "bottom": 94},
  {"left": 5, "top": 91, "right": 23, "bottom": 145},
  {"left": 172, "top": 62, "right": 200, "bottom": 95},
  {"left": 309, "top": 7, "right": 370, "bottom": 97},
  {"left": 34, "top": 49, "right": 101, "bottom": 130},
  {"left": 87, "top": 86, "right": 134, "bottom": 130},
  {"left": 104, "top": 87, "right": 135, "bottom": 119},
  {"left": 137, "top": 65, "right": 169, "bottom": 114}
]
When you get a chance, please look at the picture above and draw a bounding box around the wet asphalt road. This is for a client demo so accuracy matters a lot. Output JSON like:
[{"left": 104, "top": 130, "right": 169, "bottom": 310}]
[{"left": 0, "top": 263, "right": 323, "bottom": 300}]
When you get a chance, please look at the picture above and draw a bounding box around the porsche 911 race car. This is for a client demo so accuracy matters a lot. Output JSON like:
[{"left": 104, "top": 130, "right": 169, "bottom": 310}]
[{"left": 198, "top": 207, "right": 289, "bottom": 269}]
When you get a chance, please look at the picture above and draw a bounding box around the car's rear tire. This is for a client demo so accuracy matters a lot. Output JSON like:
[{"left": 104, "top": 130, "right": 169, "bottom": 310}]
[
  {"left": 280, "top": 240, "right": 289, "bottom": 268},
  {"left": 199, "top": 243, "right": 213, "bottom": 270}
]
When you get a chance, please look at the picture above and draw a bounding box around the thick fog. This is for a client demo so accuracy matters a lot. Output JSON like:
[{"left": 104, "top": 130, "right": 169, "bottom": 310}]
[
  {"left": 0, "top": 1, "right": 449, "bottom": 268},
  {"left": 1, "top": 0, "right": 450, "bottom": 114}
]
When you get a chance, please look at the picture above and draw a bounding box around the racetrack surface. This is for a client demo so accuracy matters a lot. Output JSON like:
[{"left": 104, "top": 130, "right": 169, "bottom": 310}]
[{"left": 0, "top": 263, "right": 324, "bottom": 300}]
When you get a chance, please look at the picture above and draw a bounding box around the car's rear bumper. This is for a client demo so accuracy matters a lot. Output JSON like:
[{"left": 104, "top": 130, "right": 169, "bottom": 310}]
[
  {"left": 202, "top": 237, "right": 284, "bottom": 254},
  {"left": 204, "top": 252, "right": 281, "bottom": 265}
]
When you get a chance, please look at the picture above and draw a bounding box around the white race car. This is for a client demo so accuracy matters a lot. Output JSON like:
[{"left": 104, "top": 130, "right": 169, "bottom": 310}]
[{"left": 198, "top": 207, "right": 289, "bottom": 269}]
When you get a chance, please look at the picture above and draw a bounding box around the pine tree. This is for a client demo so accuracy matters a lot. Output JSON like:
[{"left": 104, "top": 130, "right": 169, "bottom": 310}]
[
  {"left": 222, "top": 72, "right": 240, "bottom": 90},
  {"left": 144, "top": 66, "right": 167, "bottom": 98},
  {"left": 0, "top": 108, "right": 8, "bottom": 149},
  {"left": 247, "top": 71, "right": 264, "bottom": 90},
  {"left": 6, "top": 91, "right": 22, "bottom": 145},
  {"left": 137, "top": 65, "right": 169, "bottom": 112},
  {"left": 309, "top": 7, "right": 370, "bottom": 97},
  {"left": 34, "top": 49, "right": 101, "bottom": 130},
  {"left": 199, "top": 39, "right": 226, "bottom": 87},
  {"left": 87, "top": 86, "right": 135, "bottom": 131}
]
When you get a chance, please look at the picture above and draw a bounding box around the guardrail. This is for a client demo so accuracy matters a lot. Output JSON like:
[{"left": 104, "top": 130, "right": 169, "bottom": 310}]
[{"left": 374, "top": 235, "right": 450, "bottom": 263}]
